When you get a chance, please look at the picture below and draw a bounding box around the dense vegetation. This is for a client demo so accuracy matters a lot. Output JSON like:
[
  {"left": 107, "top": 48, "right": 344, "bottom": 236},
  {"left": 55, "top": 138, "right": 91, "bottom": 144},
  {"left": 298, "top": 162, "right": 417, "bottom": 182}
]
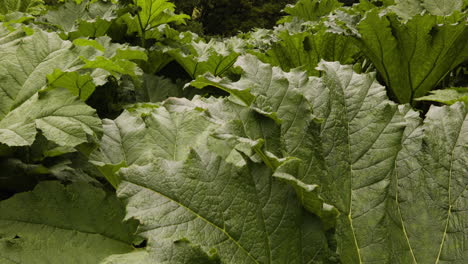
[{"left": 0, "top": 0, "right": 467, "bottom": 263}]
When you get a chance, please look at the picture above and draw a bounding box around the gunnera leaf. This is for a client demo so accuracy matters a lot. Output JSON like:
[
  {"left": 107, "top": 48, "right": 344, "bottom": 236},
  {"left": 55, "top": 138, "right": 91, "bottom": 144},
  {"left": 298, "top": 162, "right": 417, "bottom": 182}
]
[
  {"left": 90, "top": 95, "right": 334, "bottom": 263},
  {"left": 0, "top": 181, "right": 139, "bottom": 264},
  {"left": 328, "top": 2, "right": 468, "bottom": 103},
  {"left": 190, "top": 54, "right": 468, "bottom": 263}
]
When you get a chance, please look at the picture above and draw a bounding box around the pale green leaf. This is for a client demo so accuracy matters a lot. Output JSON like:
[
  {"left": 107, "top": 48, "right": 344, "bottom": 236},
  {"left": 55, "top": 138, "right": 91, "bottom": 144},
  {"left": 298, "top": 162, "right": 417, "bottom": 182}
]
[
  {"left": 42, "top": 0, "right": 117, "bottom": 39},
  {"left": 415, "top": 87, "right": 468, "bottom": 107},
  {"left": 279, "top": 0, "right": 342, "bottom": 24},
  {"left": 115, "top": 150, "right": 330, "bottom": 263},
  {"left": 0, "top": 88, "right": 102, "bottom": 147},
  {"left": 0, "top": 0, "right": 44, "bottom": 15},
  {"left": 46, "top": 69, "right": 95, "bottom": 101},
  {"left": 0, "top": 181, "right": 138, "bottom": 264},
  {"left": 0, "top": 29, "right": 97, "bottom": 120}
]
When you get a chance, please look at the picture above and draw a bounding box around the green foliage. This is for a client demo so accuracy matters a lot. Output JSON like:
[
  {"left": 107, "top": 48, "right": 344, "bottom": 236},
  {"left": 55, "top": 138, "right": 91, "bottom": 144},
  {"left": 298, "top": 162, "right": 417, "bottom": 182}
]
[
  {"left": 0, "top": 181, "right": 139, "bottom": 263},
  {"left": 0, "top": 0, "right": 467, "bottom": 263},
  {"left": 416, "top": 87, "right": 468, "bottom": 108},
  {"left": 326, "top": 0, "right": 468, "bottom": 103},
  {"left": 189, "top": 55, "right": 468, "bottom": 263},
  {"left": 41, "top": 0, "right": 118, "bottom": 39},
  {"left": 0, "top": 0, "right": 45, "bottom": 15}
]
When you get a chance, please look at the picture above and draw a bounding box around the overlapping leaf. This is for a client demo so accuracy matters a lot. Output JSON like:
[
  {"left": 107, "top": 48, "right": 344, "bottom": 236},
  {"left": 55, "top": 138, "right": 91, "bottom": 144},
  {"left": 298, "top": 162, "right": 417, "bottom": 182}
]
[
  {"left": 328, "top": 1, "right": 468, "bottom": 103},
  {"left": 42, "top": 0, "right": 118, "bottom": 39},
  {"left": 189, "top": 55, "right": 468, "bottom": 263},
  {"left": 254, "top": 25, "right": 360, "bottom": 76},
  {"left": 166, "top": 34, "right": 244, "bottom": 78},
  {"left": 416, "top": 87, "right": 468, "bottom": 108},
  {"left": 122, "top": 0, "right": 189, "bottom": 42},
  {"left": 0, "top": 181, "right": 139, "bottom": 263},
  {"left": 0, "top": 29, "right": 104, "bottom": 147},
  {"left": 0, "top": 0, "right": 44, "bottom": 15},
  {"left": 278, "top": 0, "right": 342, "bottom": 24}
]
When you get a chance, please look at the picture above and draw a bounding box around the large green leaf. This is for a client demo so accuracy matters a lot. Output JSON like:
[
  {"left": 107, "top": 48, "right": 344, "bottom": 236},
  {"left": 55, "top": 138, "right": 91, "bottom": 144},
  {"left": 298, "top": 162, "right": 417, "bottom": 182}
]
[
  {"left": 387, "top": 103, "right": 468, "bottom": 263},
  {"left": 166, "top": 35, "right": 244, "bottom": 78},
  {"left": 90, "top": 91, "right": 335, "bottom": 262},
  {"left": 0, "top": 88, "right": 101, "bottom": 147},
  {"left": 0, "top": 181, "right": 139, "bottom": 264},
  {"left": 122, "top": 0, "right": 189, "bottom": 42},
  {"left": 189, "top": 55, "right": 468, "bottom": 263},
  {"left": 278, "top": 0, "right": 342, "bottom": 24},
  {"left": 115, "top": 151, "right": 331, "bottom": 263},
  {"left": 0, "top": 0, "right": 44, "bottom": 15},
  {"left": 331, "top": 3, "right": 468, "bottom": 103},
  {"left": 90, "top": 100, "right": 220, "bottom": 186},
  {"left": 41, "top": 0, "right": 118, "bottom": 39},
  {"left": 0, "top": 29, "right": 106, "bottom": 147},
  {"left": 0, "top": 29, "right": 94, "bottom": 119},
  {"left": 387, "top": 0, "right": 465, "bottom": 19},
  {"left": 0, "top": 28, "right": 145, "bottom": 128},
  {"left": 254, "top": 25, "right": 360, "bottom": 76}
]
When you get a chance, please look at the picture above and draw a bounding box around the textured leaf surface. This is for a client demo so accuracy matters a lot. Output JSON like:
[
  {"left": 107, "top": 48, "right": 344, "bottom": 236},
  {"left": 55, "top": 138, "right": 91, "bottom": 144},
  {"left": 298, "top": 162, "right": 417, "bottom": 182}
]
[
  {"left": 0, "top": 88, "right": 101, "bottom": 147},
  {"left": 42, "top": 0, "right": 117, "bottom": 39},
  {"left": 46, "top": 69, "right": 95, "bottom": 100},
  {"left": 91, "top": 92, "right": 333, "bottom": 262},
  {"left": 0, "top": 0, "right": 44, "bottom": 15},
  {"left": 189, "top": 55, "right": 468, "bottom": 263},
  {"left": 0, "top": 181, "right": 138, "bottom": 264},
  {"left": 388, "top": 103, "right": 468, "bottom": 263},
  {"left": 255, "top": 26, "right": 360, "bottom": 76},
  {"left": 116, "top": 151, "right": 329, "bottom": 263},
  {"left": 279, "top": 0, "right": 342, "bottom": 23},
  {"left": 123, "top": 0, "right": 189, "bottom": 40},
  {"left": 336, "top": 5, "right": 468, "bottom": 103},
  {"left": 167, "top": 36, "right": 243, "bottom": 78},
  {"left": 388, "top": 0, "right": 465, "bottom": 19},
  {"left": 0, "top": 29, "right": 95, "bottom": 119}
]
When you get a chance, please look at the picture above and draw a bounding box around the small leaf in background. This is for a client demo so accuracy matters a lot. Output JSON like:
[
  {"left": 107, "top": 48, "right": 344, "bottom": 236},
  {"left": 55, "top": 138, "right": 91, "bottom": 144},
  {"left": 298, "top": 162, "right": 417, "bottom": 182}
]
[
  {"left": 415, "top": 87, "right": 468, "bottom": 108},
  {"left": 46, "top": 69, "right": 95, "bottom": 101}
]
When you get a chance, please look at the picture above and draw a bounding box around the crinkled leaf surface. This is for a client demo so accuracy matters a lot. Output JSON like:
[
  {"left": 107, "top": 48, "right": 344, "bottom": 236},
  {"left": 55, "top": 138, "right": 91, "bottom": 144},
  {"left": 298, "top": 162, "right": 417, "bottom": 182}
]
[
  {"left": 42, "top": 0, "right": 118, "bottom": 39},
  {"left": 167, "top": 36, "right": 243, "bottom": 78},
  {"left": 91, "top": 93, "right": 333, "bottom": 263},
  {"left": 336, "top": 5, "right": 468, "bottom": 103},
  {"left": 0, "top": 181, "right": 139, "bottom": 264},
  {"left": 0, "top": 29, "right": 95, "bottom": 119},
  {"left": 0, "top": 87, "right": 102, "bottom": 147},
  {"left": 255, "top": 25, "right": 360, "bottom": 76},
  {"left": 46, "top": 69, "right": 95, "bottom": 100},
  {"left": 123, "top": 0, "right": 189, "bottom": 40},
  {"left": 387, "top": 103, "right": 468, "bottom": 263},
  {"left": 115, "top": 150, "right": 330, "bottom": 263},
  {"left": 74, "top": 36, "right": 147, "bottom": 82},
  {"left": 90, "top": 100, "right": 219, "bottom": 185},
  {"left": 0, "top": 28, "right": 105, "bottom": 147},
  {"left": 388, "top": 0, "right": 465, "bottom": 19},
  {"left": 0, "top": 25, "right": 25, "bottom": 46},
  {"left": 279, "top": 0, "right": 342, "bottom": 23},
  {"left": 0, "top": 0, "right": 44, "bottom": 15},
  {"left": 188, "top": 55, "right": 468, "bottom": 263}
]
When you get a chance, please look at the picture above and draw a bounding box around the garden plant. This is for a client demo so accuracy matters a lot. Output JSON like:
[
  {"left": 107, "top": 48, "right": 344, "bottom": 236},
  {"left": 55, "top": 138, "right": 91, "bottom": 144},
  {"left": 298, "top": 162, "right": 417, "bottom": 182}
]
[{"left": 0, "top": 0, "right": 467, "bottom": 263}]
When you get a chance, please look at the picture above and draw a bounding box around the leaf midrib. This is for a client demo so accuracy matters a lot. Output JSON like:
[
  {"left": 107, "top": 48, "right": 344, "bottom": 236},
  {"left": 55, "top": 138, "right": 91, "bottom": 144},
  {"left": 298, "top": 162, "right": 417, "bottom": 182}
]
[
  {"left": 130, "top": 181, "right": 261, "bottom": 264},
  {"left": 0, "top": 219, "right": 131, "bottom": 245}
]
